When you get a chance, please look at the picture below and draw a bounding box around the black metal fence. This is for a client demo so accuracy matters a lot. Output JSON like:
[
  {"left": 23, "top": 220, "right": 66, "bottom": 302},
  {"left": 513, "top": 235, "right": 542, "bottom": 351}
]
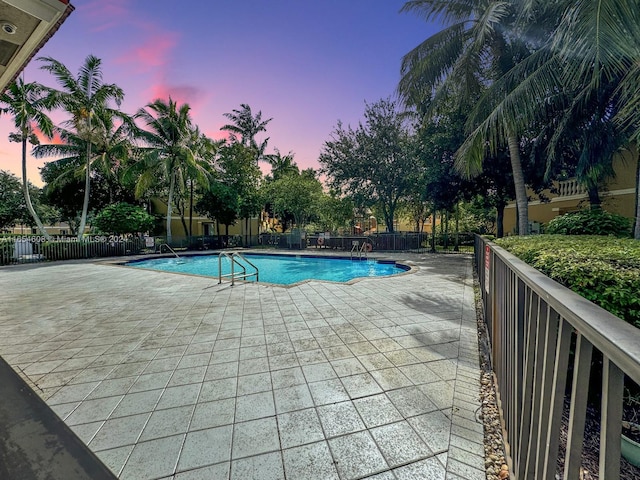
[
  {"left": 1, "top": 236, "right": 146, "bottom": 266},
  {"left": 163, "top": 235, "right": 260, "bottom": 250},
  {"left": 475, "top": 235, "right": 640, "bottom": 479},
  {"left": 0, "top": 232, "right": 476, "bottom": 266},
  {"left": 259, "top": 232, "right": 475, "bottom": 252}
]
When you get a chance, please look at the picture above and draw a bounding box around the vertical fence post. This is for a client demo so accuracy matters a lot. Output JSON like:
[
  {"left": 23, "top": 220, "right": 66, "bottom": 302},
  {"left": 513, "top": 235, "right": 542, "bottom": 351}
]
[
  {"left": 563, "top": 334, "right": 593, "bottom": 479},
  {"left": 599, "top": 358, "right": 624, "bottom": 479}
]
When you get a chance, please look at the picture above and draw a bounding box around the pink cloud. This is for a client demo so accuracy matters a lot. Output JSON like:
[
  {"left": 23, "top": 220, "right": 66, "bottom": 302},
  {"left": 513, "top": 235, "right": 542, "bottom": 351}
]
[
  {"left": 116, "top": 33, "right": 179, "bottom": 73},
  {"left": 32, "top": 127, "right": 64, "bottom": 146},
  {"left": 78, "top": 0, "right": 131, "bottom": 32},
  {"left": 206, "top": 128, "right": 232, "bottom": 142},
  {"left": 142, "top": 83, "right": 211, "bottom": 121}
]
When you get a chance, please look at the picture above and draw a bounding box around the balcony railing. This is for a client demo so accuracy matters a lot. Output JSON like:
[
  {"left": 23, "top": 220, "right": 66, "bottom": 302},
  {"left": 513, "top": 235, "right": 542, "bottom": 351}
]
[
  {"left": 475, "top": 235, "right": 640, "bottom": 479},
  {"left": 557, "top": 178, "right": 586, "bottom": 197}
]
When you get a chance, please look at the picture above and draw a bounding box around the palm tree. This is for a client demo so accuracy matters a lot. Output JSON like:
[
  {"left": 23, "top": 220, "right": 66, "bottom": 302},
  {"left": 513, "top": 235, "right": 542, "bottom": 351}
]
[
  {"left": 264, "top": 148, "right": 298, "bottom": 181},
  {"left": 221, "top": 103, "right": 272, "bottom": 163},
  {"left": 185, "top": 127, "right": 219, "bottom": 239},
  {"left": 131, "top": 98, "right": 210, "bottom": 245},
  {"left": 399, "top": 0, "right": 532, "bottom": 235},
  {"left": 33, "top": 109, "right": 136, "bottom": 207},
  {"left": 0, "top": 79, "right": 54, "bottom": 239},
  {"left": 39, "top": 55, "right": 124, "bottom": 240},
  {"left": 453, "top": 0, "right": 640, "bottom": 238}
]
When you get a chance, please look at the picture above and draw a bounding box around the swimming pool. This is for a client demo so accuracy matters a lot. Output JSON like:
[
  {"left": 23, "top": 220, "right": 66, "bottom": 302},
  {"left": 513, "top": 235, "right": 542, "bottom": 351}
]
[{"left": 126, "top": 253, "right": 409, "bottom": 285}]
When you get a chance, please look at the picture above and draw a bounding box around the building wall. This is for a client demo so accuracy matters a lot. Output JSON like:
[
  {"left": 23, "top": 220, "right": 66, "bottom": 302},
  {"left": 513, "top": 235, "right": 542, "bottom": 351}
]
[
  {"left": 149, "top": 198, "right": 261, "bottom": 242},
  {"left": 504, "top": 147, "right": 638, "bottom": 234},
  {"left": 8, "top": 223, "right": 76, "bottom": 236}
]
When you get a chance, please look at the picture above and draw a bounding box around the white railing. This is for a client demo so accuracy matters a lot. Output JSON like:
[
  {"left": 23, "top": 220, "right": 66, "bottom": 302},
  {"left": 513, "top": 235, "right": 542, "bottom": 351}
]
[
  {"left": 557, "top": 178, "right": 586, "bottom": 197},
  {"left": 158, "top": 243, "right": 181, "bottom": 259},
  {"left": 218, "top": 252, "right": 258, "bottom": 285}
]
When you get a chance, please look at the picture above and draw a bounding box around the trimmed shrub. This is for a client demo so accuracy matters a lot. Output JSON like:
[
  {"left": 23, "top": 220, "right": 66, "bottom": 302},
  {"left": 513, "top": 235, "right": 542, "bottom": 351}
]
[
  {"left": 496, "top": 235, "right": 640, "bottom": 328},
  {"left": 545, "top": 209, "right": 632, "bottom": 237},
  {"left": 93, "top": 202, "right": 154, "bottom": 235}
]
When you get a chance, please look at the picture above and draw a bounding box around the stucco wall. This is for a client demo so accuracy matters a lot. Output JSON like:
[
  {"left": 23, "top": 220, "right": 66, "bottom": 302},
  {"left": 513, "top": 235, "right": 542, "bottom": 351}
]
[{"left": 504, "top": 147, "right": 638, "bottom": 234}]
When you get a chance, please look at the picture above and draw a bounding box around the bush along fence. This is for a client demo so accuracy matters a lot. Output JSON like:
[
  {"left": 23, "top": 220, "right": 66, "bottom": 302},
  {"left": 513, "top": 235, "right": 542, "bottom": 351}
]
[
  {"left": 259, "top": 232, "right": 476, "bottom": 252},
  {"left": 0, "top": 231, "right": 476, "bottom": 265},
  {"left": 475, "top": 235, "right": 640, "bottom": 479},
  {"left": 1, "top": 235, "right": 146, "bottom": 265}
]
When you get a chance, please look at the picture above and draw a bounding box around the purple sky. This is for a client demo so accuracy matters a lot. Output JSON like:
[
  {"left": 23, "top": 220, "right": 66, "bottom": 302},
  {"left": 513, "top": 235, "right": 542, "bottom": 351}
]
[{"left": 0, "top": 0, "right": 442, "bottom": 186}]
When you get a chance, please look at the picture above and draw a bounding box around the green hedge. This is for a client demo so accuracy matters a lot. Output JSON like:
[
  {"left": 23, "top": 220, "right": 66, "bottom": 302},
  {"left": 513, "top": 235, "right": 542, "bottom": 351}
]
[
  {"left": 496, "top": 235, "right": 640, "bottom": 328},
  {"left": 545, "top": 209, "right": 632, "bottom": 237}
]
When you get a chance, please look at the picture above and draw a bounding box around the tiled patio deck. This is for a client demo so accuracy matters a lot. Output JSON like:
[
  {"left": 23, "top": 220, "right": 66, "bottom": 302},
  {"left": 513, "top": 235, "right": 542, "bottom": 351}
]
[{"left": 0, "top": 252, "right": 484, "bottom": 480}]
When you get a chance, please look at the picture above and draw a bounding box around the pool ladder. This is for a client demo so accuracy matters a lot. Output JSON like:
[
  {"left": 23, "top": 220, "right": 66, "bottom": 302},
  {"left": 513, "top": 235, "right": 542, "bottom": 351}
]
[
  {"left": 218, "top": 252, "right": 259, "bottom": 285},
  {"left": 350, "top": 240, "right": 372, "bottom": 260},
  {"left": 158, "top": 244, "right": 185, "bottom": 263}
]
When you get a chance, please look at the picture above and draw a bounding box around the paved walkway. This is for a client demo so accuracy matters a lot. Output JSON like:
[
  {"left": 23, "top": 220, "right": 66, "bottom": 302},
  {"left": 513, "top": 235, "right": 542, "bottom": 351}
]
[{"left": 0, "top": 252, "right": 484, "bottom": 480}]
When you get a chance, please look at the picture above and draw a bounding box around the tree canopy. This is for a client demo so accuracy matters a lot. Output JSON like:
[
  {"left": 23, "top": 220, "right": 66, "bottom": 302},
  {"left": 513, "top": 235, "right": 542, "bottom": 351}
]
[
  {"left": 319, "top": 99, "right": 415, "bottom": 233},
  {"left": 263, "top": 169, "right": 323, "bottom": 229}
]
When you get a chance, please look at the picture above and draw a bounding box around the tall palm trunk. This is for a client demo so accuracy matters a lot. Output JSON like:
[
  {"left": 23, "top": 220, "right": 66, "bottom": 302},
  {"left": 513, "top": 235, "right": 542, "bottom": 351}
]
[
  {"left": 586, "top": 184, "right": 602, "bottom": 209},
  {"left": 507, "top": 132, "right": 529, "bottom": 235},
  {"left": 166, "top": 170, "right": 175, "bottom": 245},
  {"left": 21, "top": 134, "right": 50, "bottom": 240},
  {"left": 77, "top": 117, "right": 92, "bottom": 240},
  {"left": 496, "top": 200, "right": 506, "bottom": 238},
  {"left": 634, "top": 150, "right": 640, "bottom": 240},
  {"left": 189, "top": 181, "right": 194, "bottom": 240}
]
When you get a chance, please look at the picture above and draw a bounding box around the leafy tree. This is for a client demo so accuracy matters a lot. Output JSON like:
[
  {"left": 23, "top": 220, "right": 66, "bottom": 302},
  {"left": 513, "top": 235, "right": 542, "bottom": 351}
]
[
  {"left": 399, "top": 0, "right": 532, "bottom": 235},
  {"left": 263, "top": 170, "right": 323, "bottom": 229},
  {"left": 195, "top": 181, "right": 239, "bottom": 238},
  {"left": 398, "top": 195, "right": 431, "bottom": 233},
  {"left": 472, "top": 151, "right": 515, "bottom": 237},
  {"left": 320, "top": 99, "right": 415, "bottom": 233},
  {"left": 39, "top": 55, "right": 125, "bottom": 240},
  {"left": 0, "top": 171, "right": 59, "bottom": 231},
  {"left": 316, "top": 192, "right": 354, "bottom": 233},
  {"left": 130, "top": 98, "right": 209, "bottom": 245},
  {"left": 34, "top": 111, "right": 137, "bottom": 205},
  {"left": 194, "top": 142, "right": 262, "bottom": 241},
  {"left": 172, "top": 127, "right": 219, "bottom": 239},
  {"left": 40, "top": 158, "right": 83, "bottom": 233},
  {"left": 93, "top": 202, "right": 154, "bottom": 235},
  {"left": 221, "top": 104, "right": 272, "bottom": 163},
  {"left": 264, "top": 149, "right": 298, "bottom": 181},
  {"left": 220, "top": 142, "right": 262, "bottom": 237},
  {"left": 457, "top": 197, "right": 498, "bottom": 235},
  {"left": 39, "top": 157, "right": 123, "bottom": 234},
  {"left": 418, "top": 109, "right": 468, "bottom": 214},
  {"left": 449, "top": 1, "right": 640, "bottom": 237},
  {"left": 0, "top": 170, "right": 26, "bottom": 230},
  {"left": 0, "top": 79, "right": 54, "bottom": 238}
]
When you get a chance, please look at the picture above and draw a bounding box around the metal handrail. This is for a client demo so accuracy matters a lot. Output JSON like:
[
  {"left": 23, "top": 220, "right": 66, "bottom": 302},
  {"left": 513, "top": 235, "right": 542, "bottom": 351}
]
[
  {"left": 218, "top": 251, "right": 258, "bottom": 285},
  {"left": 350, "top": 241, "right": 360, "bottom": 260},
  {"left": 351, "top": 240, "right": 372, "bottom": 260},
  {"left": 360, "top": 241, "right": 371, "bottom": 258},
  {"left": 158, "top": 243, "right": 180, "bottom": 258},
  {"left": 475, "top": 235, "right": 640, "bottom": 479}
]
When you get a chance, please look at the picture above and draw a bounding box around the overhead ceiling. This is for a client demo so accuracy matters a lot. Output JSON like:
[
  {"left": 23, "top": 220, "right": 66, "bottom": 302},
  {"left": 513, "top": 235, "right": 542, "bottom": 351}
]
[{"left": 0, "top": 0, "right": 73, "bottom": 92}]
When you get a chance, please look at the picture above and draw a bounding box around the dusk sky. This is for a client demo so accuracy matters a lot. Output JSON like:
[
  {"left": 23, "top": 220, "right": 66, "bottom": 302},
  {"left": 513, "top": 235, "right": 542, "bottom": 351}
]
[{"left": 0, "top": 0, "right": 442, "bottom": 186}]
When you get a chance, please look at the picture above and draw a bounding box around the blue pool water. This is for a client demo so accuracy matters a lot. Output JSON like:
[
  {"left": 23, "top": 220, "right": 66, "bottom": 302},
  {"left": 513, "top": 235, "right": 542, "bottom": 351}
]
[{"left": 126, "top": 253, "right": 408, "bottom": 285}]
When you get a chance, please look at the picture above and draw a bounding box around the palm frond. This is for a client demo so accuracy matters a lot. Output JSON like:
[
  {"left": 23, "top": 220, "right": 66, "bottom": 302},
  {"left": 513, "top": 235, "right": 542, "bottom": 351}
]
[
  {"left": 615, "top": 63, "right": 640, "bottom": 139},
  {"left": 399, "top": 23, "right": 467, "bottom": 105},
  {"left": 553, "top": 0, "right": 640, "bottom": 91},
  {"left": 400, "top": 0, "right": 478, "bottom": 25}
]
